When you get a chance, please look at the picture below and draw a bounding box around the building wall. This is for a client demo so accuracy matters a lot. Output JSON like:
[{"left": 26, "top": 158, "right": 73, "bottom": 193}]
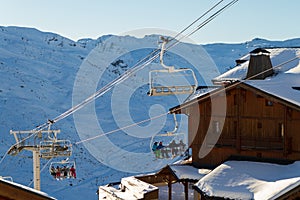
[{"left": 190, "top": 85, "right": 300, "bottom": 168}]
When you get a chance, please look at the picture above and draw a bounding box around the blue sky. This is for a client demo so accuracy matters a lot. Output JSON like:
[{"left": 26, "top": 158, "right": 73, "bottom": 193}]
[{"left": 1, "top": 0, "right": 299, "bottom": 44}]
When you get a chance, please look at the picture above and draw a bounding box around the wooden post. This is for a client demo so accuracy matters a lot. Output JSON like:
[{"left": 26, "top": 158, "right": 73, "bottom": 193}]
[
  {"left": 33, "top": 150, "right": 41, "bottom": 191},
  {"left": 168, "top": 179, "right": 172, "bottom": 200},
  {"left": 283, "top": 106, "right": 288, "bottom": 156},
  {"left": 236, "top": 88, "right": 241, "bottom": 152},
  {"left": 184, "top": 181, "right": 189, "bottom": 200}
]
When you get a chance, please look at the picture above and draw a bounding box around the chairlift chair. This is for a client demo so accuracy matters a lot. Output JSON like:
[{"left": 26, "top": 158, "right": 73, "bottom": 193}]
[
  {"left": 150, "top": 113, "right": 187, "bottom": 159},
  {"left": 151, "top": 132, "right": 187, "bottom": 159},
  {"left": 49, "top": 159, "right": 76, "bottom": 180},
  {"left": 40, "top": 139, "right": 72, "bottom": 159},
  {"left": 148, "top": 37, "right": 198, "bottom": 96}
]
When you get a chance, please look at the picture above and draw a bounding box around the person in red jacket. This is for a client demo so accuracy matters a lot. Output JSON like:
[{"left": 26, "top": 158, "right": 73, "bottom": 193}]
[
  {"left": 70, "top": 165, "right": 76, "bottom": 179},
  {"left": 55, "top": 166, "right": 61, "bottom": 180}
]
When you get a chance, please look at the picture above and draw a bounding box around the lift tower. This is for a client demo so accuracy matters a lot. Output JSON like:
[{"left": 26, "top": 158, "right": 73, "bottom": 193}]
[{"left": 8, "top": 128, "right": 72, "bottom": 191}]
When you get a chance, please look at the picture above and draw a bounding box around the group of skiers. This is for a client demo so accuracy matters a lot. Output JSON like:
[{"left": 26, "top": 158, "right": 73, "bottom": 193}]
[
  {"left": 50, "top": 165, "right": 76, "bottom": 180},
  {"left": 152, "top": 140, "right": 186, "bottom": 159}
]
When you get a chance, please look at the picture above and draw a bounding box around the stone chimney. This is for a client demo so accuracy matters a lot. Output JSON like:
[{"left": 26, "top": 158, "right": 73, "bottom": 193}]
[{"left": 246, "top": 48, "right": 274, "bottom": 80}]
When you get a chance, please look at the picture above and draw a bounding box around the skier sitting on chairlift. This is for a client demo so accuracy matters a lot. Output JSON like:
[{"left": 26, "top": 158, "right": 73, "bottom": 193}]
[
  {"left": 168, "top": 140, "right": 179, "bottom": 157},
  {"left": 55, "top": 166, "right": 61, "bottom": 180},
  {"left": 157, "top": 141, "right": 168, "bottom": 158},
  {"left": 50, "top": 166, "right": 56, "bottom": 179},
  {"left": 70, "top": 165, "right": 76, "bottom": 178},
  {"left": 152, "top": 142, "right": 160, "bottom": 158}
]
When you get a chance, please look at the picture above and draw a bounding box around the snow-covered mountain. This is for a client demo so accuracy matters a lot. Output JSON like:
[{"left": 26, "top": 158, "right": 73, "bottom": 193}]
[{"left": 0, "top": 26, "right": 299, "bottom": 199}]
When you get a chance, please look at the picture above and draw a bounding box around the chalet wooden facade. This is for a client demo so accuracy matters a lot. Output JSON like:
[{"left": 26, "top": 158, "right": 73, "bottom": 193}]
[
  {"left": 170, "top": 81, "right": 300, "bottom": 168},
  {"left": 170, "top": 47, "right": 300, "bottom": 169}
]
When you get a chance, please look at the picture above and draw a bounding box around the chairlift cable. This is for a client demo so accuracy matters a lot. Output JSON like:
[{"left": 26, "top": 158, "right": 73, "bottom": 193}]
[
  {"left": 165, "top": 0, "right": 239, "bottom": 53},
  {"left": 170, "top": 0, "right": 225, "bottom": 42},
  {"left": 4, "top": 0, "right": 240, "bottom": 158},
  {"left": 171, "top": 54, "right": 300, "bottom": 113},
  {"left": 36, "top": 0, "right": 238, "bottom": 131},
  {"left": 34, "top": 48, "right": 161, "bottom": 132},
  {"left": 75, "top": 112, "right": 169, "bottom": 145},
  {"left": 74, "top": 54, "right": 300, "bottom": 146},
  {"left": 186, "top": 0, "right": 239, "bottom": 39}
]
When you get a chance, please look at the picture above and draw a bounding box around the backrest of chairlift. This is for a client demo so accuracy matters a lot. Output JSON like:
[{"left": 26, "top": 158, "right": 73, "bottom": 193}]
[
  {"left": 148, "top": 68, "right": 197, "bottom": 96},
  {"left": 49, "top": 160, "right": 76, "bottom": 179},
  {"left": 149, "top": 37, "right": 198, "bottom": 96},
  {"left": 151, "top": 132, "right": 186, "bottom": 150},
  {"left": 49, "top": 160, "right": 76, "bottom": 171},
  {"left": 40, "top": 140, "right": 72, "bottom": 159}
]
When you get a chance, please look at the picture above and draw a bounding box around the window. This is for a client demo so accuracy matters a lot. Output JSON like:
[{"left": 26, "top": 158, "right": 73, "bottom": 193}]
[
  {"left": 279, "top": 123, "right": 284, "bottom": 138},
  {"left": 257, "top": 122, "right": 262, "bottom": 129}
]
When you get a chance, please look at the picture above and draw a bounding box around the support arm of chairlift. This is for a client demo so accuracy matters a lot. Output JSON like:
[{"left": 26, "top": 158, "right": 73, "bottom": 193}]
[
  {"left": 159, "top": 37, "right": 175, "bottom": 72},
  {"left": 165, "top": 113, "right": 179, "bottom": 136}
]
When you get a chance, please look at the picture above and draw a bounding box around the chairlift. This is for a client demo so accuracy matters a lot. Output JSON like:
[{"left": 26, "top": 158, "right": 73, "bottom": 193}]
[
  {"left": 49, "top": 159, "right": 76, "bottom": 180},
  {"left": 40, "top": 139, "right": 72, "bottom": 159},
  {"left": 148, "top": 36, "right": 198, "bottom": 96},
  {"left": 150, "top": 113, "right": 187, "bottom": 159},
  {"left": 151, "top": 133, "right": 187, "bottom": 159}
]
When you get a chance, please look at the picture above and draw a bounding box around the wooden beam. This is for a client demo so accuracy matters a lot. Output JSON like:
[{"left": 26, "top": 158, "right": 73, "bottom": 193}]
[
  {"left": 184, "top": 181, "right": 189, "bottom": 200},
  {"left": 168, "top": 178, "right": 172, "bottom": 200}
]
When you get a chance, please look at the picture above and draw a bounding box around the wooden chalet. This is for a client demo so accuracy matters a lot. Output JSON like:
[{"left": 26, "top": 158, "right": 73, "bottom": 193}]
[
  {"left": 170, "top": 47, "right": 300, "bottom": 169},
  {"left": 169, "top": 47, "right": 300, "bottom": 199},
  {"left": 170, "top": 80, "right": 300, "bottom": 168}
]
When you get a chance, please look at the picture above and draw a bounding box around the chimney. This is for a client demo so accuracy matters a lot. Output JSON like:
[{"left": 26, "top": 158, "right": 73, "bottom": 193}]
[{"left": 246, "top": 48, "right": 274, "bottom": 80}]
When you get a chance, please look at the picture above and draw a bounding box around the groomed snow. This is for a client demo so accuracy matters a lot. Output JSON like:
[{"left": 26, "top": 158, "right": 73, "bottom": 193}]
[{"left": 195, "top": 161, "right": 300, "bottom": 200}]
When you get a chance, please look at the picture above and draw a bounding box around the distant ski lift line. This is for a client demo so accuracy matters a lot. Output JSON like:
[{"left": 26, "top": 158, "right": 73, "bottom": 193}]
[{"left": 4, "top": 0, "right": 239, "bottom": 155}]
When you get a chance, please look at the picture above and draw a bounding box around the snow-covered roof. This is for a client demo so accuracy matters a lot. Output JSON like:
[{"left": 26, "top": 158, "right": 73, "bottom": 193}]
[
  {"left": 98, "top": 176, "right": 158, "bottom": 200},
  {"left": 169, "top": 164, "right": 210, "bottom": 181},
  {"left": 0, "top": 178, "right": 56, "bottom": 200},
  {"left": 99, "top": 185, "right": 136, "bottom": 200},
  {"left": 195, "top": 161, "right": 300, "bottom": 200},
  {"left": 121, "top": 176, "right": 158, "bottom": 198},
  {"left": 212, "top": 48, "right": 300, "bottom": 107}
]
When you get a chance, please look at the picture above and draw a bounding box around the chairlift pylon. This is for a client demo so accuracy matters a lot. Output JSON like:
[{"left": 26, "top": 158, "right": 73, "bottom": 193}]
[{"left": 148, "top": 36, "right": 198, "bottom": 96}]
